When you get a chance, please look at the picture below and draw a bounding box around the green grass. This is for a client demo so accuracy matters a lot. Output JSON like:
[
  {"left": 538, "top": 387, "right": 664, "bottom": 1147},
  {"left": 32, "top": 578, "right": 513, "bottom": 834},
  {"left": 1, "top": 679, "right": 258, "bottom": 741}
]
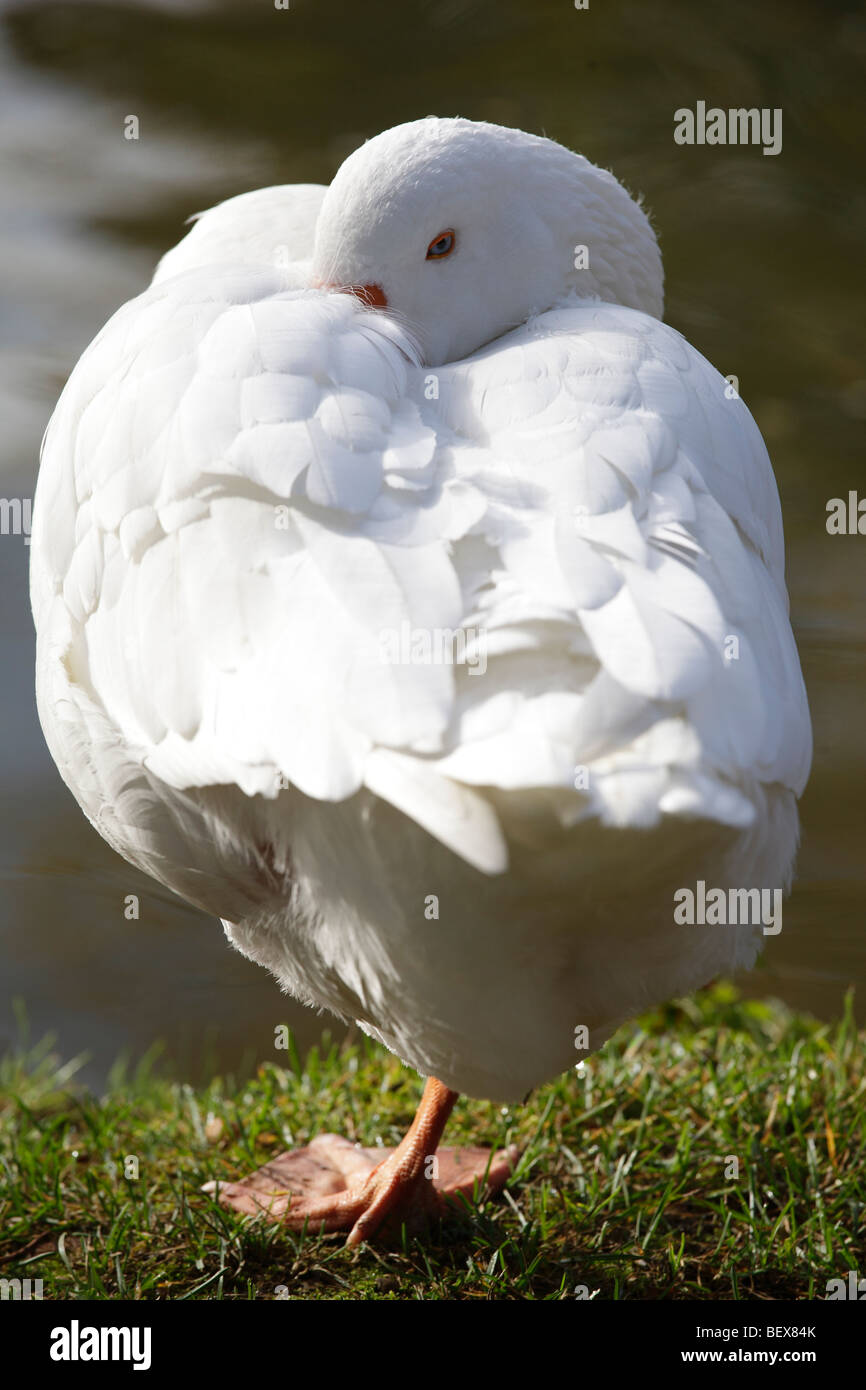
[{"left": 0, "top": 985, "right": 863, "bottom": 1301}]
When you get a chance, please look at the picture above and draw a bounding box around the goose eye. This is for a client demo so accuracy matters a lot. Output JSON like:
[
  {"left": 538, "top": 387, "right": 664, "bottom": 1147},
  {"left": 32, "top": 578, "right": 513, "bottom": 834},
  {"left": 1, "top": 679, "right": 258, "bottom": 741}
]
[{"left": 426, "top": 229, "right": 455, "bottom": 260}]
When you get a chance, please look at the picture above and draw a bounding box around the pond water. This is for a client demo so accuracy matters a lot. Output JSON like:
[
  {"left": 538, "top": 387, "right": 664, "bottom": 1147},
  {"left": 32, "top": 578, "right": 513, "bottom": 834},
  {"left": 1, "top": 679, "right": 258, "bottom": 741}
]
[{"left": 1, "top": 0, "right": 864, "bottom": 1087}]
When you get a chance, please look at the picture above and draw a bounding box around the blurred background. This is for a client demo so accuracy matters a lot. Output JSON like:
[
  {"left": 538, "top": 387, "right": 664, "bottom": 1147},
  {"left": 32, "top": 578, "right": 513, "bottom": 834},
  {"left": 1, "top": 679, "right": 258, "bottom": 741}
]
[{"left": 1, "top": 0, "right": 864, "bottom": 1087}]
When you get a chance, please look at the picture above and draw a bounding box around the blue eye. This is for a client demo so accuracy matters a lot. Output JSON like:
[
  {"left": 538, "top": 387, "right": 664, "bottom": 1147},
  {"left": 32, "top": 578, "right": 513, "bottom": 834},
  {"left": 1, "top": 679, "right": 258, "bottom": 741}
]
[{"left": 426, "top": 229, "right": 456, "bottom": 259}]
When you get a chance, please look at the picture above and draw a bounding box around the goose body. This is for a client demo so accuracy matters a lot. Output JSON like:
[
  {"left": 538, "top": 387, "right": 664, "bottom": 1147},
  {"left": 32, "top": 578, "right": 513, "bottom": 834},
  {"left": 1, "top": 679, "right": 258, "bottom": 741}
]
[{"left": 31, "top": 117, "right": 810, "bottom": 1233}]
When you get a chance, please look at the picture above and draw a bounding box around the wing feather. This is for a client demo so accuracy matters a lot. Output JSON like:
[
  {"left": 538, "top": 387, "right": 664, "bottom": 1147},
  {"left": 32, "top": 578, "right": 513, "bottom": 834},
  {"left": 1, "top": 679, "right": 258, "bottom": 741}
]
[{"left": 32, "top": 277, "right": 811, "bottom": 882}]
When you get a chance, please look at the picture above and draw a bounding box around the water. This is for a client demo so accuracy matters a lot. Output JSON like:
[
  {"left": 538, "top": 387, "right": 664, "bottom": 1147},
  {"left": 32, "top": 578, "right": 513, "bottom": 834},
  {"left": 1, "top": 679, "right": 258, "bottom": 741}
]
[{"left": 1, "top": 0, "right": 864, "bottom": 1087}]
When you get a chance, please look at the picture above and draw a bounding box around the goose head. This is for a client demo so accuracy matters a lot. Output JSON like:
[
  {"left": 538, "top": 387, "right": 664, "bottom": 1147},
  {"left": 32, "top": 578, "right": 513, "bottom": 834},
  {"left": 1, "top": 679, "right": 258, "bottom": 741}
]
[{"left": 311, "top": 116, "right": 664, "bottom": 366}]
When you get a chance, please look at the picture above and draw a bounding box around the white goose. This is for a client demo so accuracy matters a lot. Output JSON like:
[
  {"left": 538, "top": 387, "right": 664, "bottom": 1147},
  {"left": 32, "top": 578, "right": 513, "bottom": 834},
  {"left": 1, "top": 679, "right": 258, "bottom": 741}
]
[{"left": 30, "top": 117, "right": 811, "bottom": 1244}]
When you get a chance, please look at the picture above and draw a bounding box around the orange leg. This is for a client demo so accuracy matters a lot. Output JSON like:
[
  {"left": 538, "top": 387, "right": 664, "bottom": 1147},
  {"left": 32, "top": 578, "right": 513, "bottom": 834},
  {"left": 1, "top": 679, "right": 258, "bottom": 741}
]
[{"left": 203, "top": 1077, "right": 518, "bottom": 1246}]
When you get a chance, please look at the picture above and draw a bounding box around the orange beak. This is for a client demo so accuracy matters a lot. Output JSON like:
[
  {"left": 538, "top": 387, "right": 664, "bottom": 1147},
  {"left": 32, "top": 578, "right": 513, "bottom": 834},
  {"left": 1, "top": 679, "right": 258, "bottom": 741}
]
[{"left": 311, "top": 276, "right": 388, "bottom": 310}]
